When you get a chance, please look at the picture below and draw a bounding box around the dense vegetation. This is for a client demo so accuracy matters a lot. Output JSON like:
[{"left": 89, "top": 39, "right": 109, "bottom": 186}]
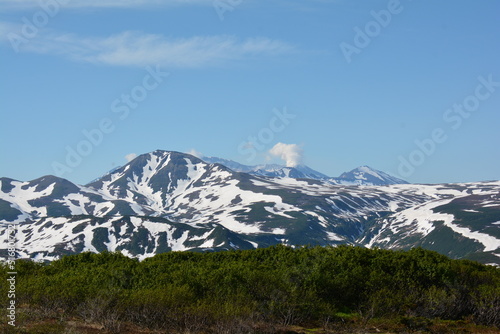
[{"left": 2, "top": 245, "right": 500, "bottom": 333}]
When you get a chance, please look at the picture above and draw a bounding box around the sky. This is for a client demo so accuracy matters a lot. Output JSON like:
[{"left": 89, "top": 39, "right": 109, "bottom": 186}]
[{"left": 0, "top": 0, "right": 499, "bottom": 185}]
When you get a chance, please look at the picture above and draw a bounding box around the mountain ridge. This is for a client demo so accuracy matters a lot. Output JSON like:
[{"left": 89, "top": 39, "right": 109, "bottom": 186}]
[
  {"left": 1, "top": 150, "right": 499, "bottom": 264},
  {"left": 202, "top": 156, "right": 407, "bottom": 185}
]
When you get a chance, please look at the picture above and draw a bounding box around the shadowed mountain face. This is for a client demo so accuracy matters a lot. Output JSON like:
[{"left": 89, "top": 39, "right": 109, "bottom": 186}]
[{"left": 1, "top": 150, "right": 499, "bottom": 264}]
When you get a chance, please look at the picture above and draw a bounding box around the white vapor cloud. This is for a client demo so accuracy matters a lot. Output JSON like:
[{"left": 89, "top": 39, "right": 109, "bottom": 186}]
[
  {"left": 186, "top": 149, "right": 203, "bottom": 158},
  {"left": 2, "top": 27, "right": 294, "bottom": 68},
  {"left": 269, "top": 143, "right": 303, "bottom": 167},
  {"left": 125, "top": 153, "right": 137, "bottom": 162}
]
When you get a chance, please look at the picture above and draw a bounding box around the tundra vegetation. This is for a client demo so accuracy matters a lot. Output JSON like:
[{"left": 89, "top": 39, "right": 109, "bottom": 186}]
[{"left": 1, "top": 245, "right": 500, "bottom": 333}]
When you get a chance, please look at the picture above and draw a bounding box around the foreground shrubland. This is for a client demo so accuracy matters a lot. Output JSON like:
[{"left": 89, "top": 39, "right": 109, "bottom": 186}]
[{"left": 1, "top": 245, "right": 500, "bottom": 333}]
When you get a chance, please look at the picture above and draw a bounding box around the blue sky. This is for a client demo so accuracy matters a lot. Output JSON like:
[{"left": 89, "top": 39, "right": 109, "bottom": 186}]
[{"left": 1, "top": 0, "right": 499, "bottom": 185}]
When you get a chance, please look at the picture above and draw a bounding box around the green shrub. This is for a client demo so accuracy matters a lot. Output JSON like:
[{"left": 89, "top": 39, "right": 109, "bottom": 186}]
[{"left": 12, "top": 245, "right": 500, "bottom": 332}]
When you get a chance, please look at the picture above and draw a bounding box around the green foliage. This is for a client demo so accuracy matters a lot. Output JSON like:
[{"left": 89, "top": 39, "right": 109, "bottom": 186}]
[{"left": 10, "top": 246, "right": 500, "bottom": 333}]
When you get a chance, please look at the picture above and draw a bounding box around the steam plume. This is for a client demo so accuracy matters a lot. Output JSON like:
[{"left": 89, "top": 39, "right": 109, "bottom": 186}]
[{"left": 269, "top": 143, "right": 302, "bottom": 167}]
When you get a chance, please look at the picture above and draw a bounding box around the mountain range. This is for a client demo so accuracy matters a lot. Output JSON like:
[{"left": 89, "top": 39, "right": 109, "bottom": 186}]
[
  {"left": 201, "top": 156, "right": 408, "bottom": 185},
  {"left": 1, "top": 150, "right": 499, "bottom": 265}
]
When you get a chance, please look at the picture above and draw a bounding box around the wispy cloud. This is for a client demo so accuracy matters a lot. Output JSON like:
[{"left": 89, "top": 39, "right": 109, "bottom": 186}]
[
  {"left": 0, "top": 0, "right": 214, "bottom": 10},
  {"left": 125, "top": 153, "right": 137, "bottom": 162},
  {"left": 1, "top": 25, "right": 295, "bottom": 67},
  {"left": 186, "top": 149, "right": 203, "bottom": 158}
]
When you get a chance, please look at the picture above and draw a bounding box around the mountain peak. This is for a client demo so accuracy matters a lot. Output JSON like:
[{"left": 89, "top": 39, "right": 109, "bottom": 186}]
[
  {"left": 87, "top": 150, "right": 206, "bottom": 189},
  {"left": 337, "top": 165, "right": 408, "bottom": 186},
  {"left": 201, "top": 157, "right": 329, "bottom": 180},
  {"left": 89, "top": 151, "right": 409, "bottom": 189},
  {"left": 201, "top": 156, "right": 406, "bottom": 185}
]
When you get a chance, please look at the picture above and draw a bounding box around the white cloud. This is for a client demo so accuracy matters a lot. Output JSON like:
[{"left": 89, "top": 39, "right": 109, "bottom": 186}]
[
  {"left": 186, "top": 149, "right": 203, "bottom": 158},
  {"left": 268, "top": 143, "right": 303, "bottom": 167},
  {"left": 125, "top": 153, "right": 137, "bottom": 162},
  {"left": 2, "top": 26, "right": 294, "bottom": 68}
]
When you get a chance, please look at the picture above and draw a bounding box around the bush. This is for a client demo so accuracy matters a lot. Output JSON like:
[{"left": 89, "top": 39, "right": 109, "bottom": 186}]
[{"left": 11, "top": 246, "right": 500, "bottom": 333}]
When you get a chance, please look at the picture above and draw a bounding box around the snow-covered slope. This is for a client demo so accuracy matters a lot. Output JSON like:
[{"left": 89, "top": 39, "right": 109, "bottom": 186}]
[
  {"left": 1, "top": 150, "right": 499, "bottom": 264},
  {"left": 361, "top": 182, "right": 500, "bottom": 264}
]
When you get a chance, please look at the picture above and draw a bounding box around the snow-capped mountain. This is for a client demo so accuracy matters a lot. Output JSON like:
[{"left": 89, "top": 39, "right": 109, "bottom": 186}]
[
  {"left": 202, "top": 156, "right": 330, "bottom": 180},
  {"left": 330, "top": 165, "right": 409, "bottom": 186},
  {"left": 1, "top": 150, "right": 499, "bottom": 265},
  {"left": 251, "top": 164, "right": 330, "bottom": 179},
  {"left": 200, "top": 157, "right": 257, "bottom": 173},
  {"left": 202, "top": 157, "right": 402, "bottom": 185}
]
